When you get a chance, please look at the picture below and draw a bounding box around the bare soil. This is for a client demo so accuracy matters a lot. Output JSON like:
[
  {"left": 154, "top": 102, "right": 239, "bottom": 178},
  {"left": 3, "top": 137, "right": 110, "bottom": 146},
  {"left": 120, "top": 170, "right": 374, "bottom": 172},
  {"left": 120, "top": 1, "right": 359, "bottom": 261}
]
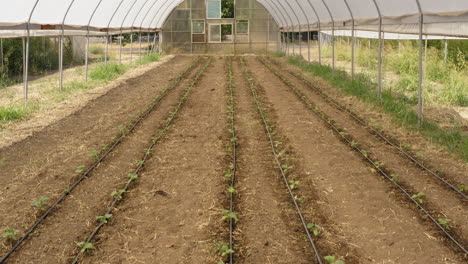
[{"left": 0, "top": 55, "right": 466, "bottom": 264}]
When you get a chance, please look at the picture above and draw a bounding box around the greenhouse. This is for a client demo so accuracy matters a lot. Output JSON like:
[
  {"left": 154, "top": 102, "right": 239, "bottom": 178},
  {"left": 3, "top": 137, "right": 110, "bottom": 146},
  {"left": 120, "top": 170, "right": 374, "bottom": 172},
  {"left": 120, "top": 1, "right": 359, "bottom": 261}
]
[{"left": 0, "top": 0, "right": 467, "bottom": 263}]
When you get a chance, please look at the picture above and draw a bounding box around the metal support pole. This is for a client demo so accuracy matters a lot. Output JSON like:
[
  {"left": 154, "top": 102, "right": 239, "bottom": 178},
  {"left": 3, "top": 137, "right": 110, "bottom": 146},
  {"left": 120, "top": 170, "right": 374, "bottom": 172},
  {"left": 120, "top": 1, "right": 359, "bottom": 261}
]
[
  {"left": 59, "top": 0, "right": 76, "bottom": 91},
  {"left": 321, "top": 0, "right": 335, "bottom": 72},
  {"left": 415, "top": 0, "right": 424, "bottom": 126},
  {"left": 285, "top": 0, "right": 302, "bottom": 58},
  {"left": 85, "top": 0, "right": 104, "bottom": 81},
  {"left": 372, "top": 0, "right": 383, "bottom": 101},
  {"left": 119, "top": 0, "right": 139, "bottom": 64},
  {"left": 305, "top": 0, "right": 321, "bottom": 64},
  {"left": 147, "top": 32, "right": 150, "bottom": 54},
  {"left": 138, "top": 32, "right": 142, "bottom": 60},
  {"left": 23, "top": 0, "right": 40, "bottom": 105},
  {"left": 273, "top": 0, "right": 295, "bottom": 56},
  {"left": 343, "top": 0, "right": 355, "bottom": 80},
  {"left": 130, "top": 33, "right": 134, "bottom": 64},
  {"left": 444, "top": 39, "right": 448, "bottom": 64},
  {"left": 295, "top": 0, "right": 311, "bottom": 63},
  {"left": 0, "top": 39, "right": 3, "bottom": 68},
  {"left": 104, "top": 0, "right": 125, "bottom": 67}
]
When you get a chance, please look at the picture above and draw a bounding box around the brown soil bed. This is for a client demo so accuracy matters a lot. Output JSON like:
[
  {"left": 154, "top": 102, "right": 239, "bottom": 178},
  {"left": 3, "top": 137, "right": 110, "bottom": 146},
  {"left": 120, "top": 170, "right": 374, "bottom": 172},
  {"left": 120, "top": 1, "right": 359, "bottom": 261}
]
[{"left": 0, "top": 55, "right": 465, "bottom": 264}]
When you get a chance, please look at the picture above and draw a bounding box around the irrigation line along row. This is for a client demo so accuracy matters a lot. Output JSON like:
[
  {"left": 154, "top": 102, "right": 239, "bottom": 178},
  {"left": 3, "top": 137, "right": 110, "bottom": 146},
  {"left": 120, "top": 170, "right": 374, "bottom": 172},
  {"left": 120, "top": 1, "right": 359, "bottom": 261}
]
[
  {"left": 239, "top": 57, "right": 323, "bottom": 264},
  {"left": 258, "top": 57, "right": 468, "bottom": 255},
  {"left": 226, "top": 56, "right": 237, "bottom": 264},
  {"left": 72, "top": 57, "right": 213, "bottom": 264},
  {"left": 0, "top": 57, "right": 203, "bottom": 264},
  {"left": 266, "top": 57, "right": 467, "bottom": 200}
]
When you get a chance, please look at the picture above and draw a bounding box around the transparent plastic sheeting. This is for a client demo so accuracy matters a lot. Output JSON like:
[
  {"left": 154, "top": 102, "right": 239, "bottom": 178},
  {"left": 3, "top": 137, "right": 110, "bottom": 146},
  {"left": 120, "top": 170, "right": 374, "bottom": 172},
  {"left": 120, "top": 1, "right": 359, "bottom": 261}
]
[
  {"left": 320, "top": 30, "right": 466, "bottom": 40},
  {"left": 0, "top": 0, "right": 186, "bottom": 37},
  {"left": 257, "top": 0, "right": 468, "bottom": 37},
  {"left": 1, "top": 0, "right": 468, "bottom": 38}
]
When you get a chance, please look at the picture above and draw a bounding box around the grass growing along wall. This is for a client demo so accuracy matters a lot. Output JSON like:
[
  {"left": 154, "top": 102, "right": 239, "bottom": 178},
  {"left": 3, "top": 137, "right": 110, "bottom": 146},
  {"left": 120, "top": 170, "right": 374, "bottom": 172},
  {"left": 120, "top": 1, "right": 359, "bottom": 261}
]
[{"left": 283, "top": 55, "right": 468, "bottom": 162}]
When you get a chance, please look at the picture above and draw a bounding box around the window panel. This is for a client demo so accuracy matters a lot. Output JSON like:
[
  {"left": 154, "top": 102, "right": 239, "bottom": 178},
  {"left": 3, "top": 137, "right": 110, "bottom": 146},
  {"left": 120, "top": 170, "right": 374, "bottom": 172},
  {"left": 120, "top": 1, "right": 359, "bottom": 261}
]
[
  {"left": 207, "top": 0, "right": 221, "bottom": 19},
  {"left": 192, "top": 20, "right": 205, "bottom": 34},
  {"left": 209, "top": 24, "right": 221, "bottom": 42},
  {"left": 236, "top": 20, "right": 249, "bottom": 34}
]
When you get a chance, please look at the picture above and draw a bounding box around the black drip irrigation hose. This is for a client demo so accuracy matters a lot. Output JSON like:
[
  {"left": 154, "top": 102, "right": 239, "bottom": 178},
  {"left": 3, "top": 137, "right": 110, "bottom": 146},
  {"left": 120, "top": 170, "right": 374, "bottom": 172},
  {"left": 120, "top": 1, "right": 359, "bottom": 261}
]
[
  {"left": 240, "top": 57, "right": 323, "bottom": 264},
  {"left": 266, "top": 57, "right": 467, "bottom": 200},
  {"left": 71, "top": 57, "right": 213, "bottom": 264},
  {"left": 226, "top": 56, "right": 237, "bottom": 264},
  {"left": 258, "top": 57, "right": 468, "bottom": 255},
  {"left": 0, "top": 57, "right": 203, "bottom": 264}
]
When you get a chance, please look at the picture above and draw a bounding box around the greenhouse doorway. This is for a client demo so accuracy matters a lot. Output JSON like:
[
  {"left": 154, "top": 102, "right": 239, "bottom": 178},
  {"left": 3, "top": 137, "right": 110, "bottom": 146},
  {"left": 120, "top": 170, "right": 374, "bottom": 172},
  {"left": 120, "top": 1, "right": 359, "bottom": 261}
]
[{"left": 208, "top": 24, "right": 234, "bottom": 43}]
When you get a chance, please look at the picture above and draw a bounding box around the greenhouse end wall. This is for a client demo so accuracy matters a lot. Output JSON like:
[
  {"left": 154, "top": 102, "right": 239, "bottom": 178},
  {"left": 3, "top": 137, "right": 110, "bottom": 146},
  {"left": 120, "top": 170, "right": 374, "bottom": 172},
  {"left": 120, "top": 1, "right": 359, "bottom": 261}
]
[{"left": 161, "top": 0, "right": 279, "bottom": 54}]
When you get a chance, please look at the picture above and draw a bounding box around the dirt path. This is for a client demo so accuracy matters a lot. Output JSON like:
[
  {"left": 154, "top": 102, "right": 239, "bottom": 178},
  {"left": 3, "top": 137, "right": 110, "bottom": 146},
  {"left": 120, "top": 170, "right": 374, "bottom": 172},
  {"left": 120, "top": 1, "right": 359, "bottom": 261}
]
[
  {"left": 244, "top": 56, "right": 464, "bottom": 263},
  {"left": 231, "top": 57, "right": 311, "bottom": 263},
  {"left": 262, "top": 57, "right": 468, "bottom": 241},
  {"left": 0, "top": 56, "right": 197, "bottom": 259},
  {"left": 78, "top": 57, "right": 227, "bottom": 264}
]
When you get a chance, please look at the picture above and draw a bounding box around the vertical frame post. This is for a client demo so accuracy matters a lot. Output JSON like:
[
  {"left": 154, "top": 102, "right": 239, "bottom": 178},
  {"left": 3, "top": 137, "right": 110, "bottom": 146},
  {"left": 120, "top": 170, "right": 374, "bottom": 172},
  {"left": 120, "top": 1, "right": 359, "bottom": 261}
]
[
  {"left": 59, "top": 0, "right": 77, "bottom": 91},
  {"left": 372, "top": 0, "right": 383, "bottom": 101},
  {"left": 85, "top": 0, "right": 104, "bottom": 81},
  {"left": 305, "top": 0, "right": 321, "bottom": 64},
  {"left": 321, "top": 0, "right": 335, "bottom": 72},
  {"left": 295, "top": 0, "right": 311, "bottom": 63},
  {"left": 343, "top": 0, "right": 355, "bottom": 80},
  {"left": 24, "top": 0, "right": 40, "bottom": 105},
  {"left": 415, "top": 0, "right": 424, "bottom": 126}
]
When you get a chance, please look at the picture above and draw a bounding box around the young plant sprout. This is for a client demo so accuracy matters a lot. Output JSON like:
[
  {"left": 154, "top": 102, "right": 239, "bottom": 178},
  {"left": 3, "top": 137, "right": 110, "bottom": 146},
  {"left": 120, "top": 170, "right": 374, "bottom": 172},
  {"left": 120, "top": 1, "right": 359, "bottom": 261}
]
[
  {"left": 2, "top": 228, "right": 19, "bottom": 243},
  {"left": 111, "top": 189, "right": 126, "bottom": 200},
  {"left": 128, "top": 173, "right": 138, "bottom": 181},
  {"left": 438, "top": 218, "right": 451, "bottom": 230},
  {"left": 76, "top": 241, "right": 93, "bottom": 254},
  {"left": 306, "top": 223, "right": 321, "bottom": 236},
  {"left": 324, "top": 256, "right": 345, "bottom": 264},
  {"left": 222, "top": 210, "right": 238, "bottom": 223},
  {"left": 96, "top": 214, "right": 112, "bottom": 224},
  {"left": 75, "top": 165, "right": 85, "bottom": 174},
  {"left": 411, "top": 192, "right": 425, "bottom": 204},
  {"left": 31, "top": 197, "right": 49, "bottom": 210},
  {"left": 288, "top": 180, "right": 299, "bottom": 190}
]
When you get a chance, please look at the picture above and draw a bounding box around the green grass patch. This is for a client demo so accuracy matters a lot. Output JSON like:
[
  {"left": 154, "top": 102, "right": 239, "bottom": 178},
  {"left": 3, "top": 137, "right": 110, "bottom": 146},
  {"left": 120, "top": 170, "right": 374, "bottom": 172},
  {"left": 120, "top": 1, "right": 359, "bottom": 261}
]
[
  {"left": 286, "top": 55, "right": 468, "bottom": 161},
  {"left": 0, "top": 105, "right": 30, "bottom": 125},
  {"left": 89, "top": 63, "right": 128, "bottom": 82},
  {"left": 136, "top": 52, "right": 160, "bottom": 65},
  {"left": 89, "top": 45, "right": 104, "bottom": 55}
]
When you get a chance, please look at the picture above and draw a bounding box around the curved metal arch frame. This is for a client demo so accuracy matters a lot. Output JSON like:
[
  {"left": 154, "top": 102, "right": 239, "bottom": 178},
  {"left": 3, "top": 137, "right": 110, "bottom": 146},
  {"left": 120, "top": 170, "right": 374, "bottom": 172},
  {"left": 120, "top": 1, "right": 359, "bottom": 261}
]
[
  {"left": 343, "top": 0, "right": 355, "bottom": 79},
  {"left": 305, "top": 0, "right": 322, "bottom": 64},
  {"left": 85, "top": 0, "right": 104, "bottom": 81},
  {"left": 104, "top": 0, "right": 126, "bottom": 67},
  {"left": 262, "top": 0, "right": 289, "bottom": 53},
  {"left": 321, "top": 0, "right": 335, "bottom": 73},
  {"left": 257, "top": 0, "right": 285, "bottom": 52},
  {"left": 270, "top": 0, "right": 293, "bottom": 55},
  {"left": 59, "top": 0, "right": 77, "bottom": 91},
  {"left": 371, "top": 0, "right": 383, "bottom": 101},
  {"left": 23, "top": 0, "right": 40, "bottom": 105},
  {"left": 415, "top": 0, "right": 424, "bottom": 125},
  {"left": 284, "top": 0, "right": 303, "bottom": 57},
  {"left": 295, "top": 0, "right": 311, "bottom": 62},
  {"left": 119, "top": 0, "right": 140, "bottom": 64}
]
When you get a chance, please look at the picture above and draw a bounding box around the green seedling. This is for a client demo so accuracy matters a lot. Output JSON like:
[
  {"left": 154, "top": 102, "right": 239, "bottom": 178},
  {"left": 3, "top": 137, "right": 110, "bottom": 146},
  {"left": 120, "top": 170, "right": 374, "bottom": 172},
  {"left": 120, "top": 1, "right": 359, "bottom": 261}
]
[
  {"left": 2, "top": 228, "right": 19, "bottom": 243},
  {"left": 63, "top": 189, "right": 70, "bottom": 195},
  {"left": 227, "top": 187, "right": 235, "bottom": 194},
  {"left": 111, "top": 189, "right": 126, "bottom": 200},
  {"left": 436, "top": 168, "right": 444, "bottom": 174},
  {"left": 230, "top": 137, "right": 238, "bottom": 142},
  {"left": 351, "top": 141, "right": 359, "bottom": 147},
  {"left": 274, "top": 141, "right": 283, "bottom": 148},
  {"left": 282, "top": 164, "right": 293, "bottom": 174},
  {"left": 111, "top": 136, "right": 117, "bottom": 141},
  {"left": 88, "top": 149, "right": 100, "bottom": 159},
  {"left": 128, "top": 173, "right": 138, "bottom": 181},
  {"left": 117, "top": 125, "right": 125, "bottom": 134},
  {"left": 457, "top": 184, "right": 467, "bottom": 192},
  {"left": 339, "top": 132, "right": 348, "bottom": 137},
  {"left": 324, "top": 256, "right": 345, "bottom": 264},
  {"left": 306, "top": 223, "right": 321, "bottom": 236},
  {"left": 402, "top": 143, "right": 411, "bottom": 149},
  {"left": 411, "top": 192, "right": 425, "bottom": 204},
  {"left": 136, "top": 160, "right": 144, "bottom": 166},
  {"left": 390, "top": 173, "right": 400, "bottom": 183},
  {"left": 77, "top": 241, "right": 93, "bottom": 254},
  {"left": 288, "top": 180, "right": 300, "bottom": 190},
  {"left": 294, "top": 195, "right": 304, "bottom": 202},
  {"left": 416, "top": 151, "right": 423, "bottom": 158},
  {"left": 374, "top": 162, "right": 384, "bottom": 168},
  {"left": 31, "top": 197, "right": 49, "bottom": 210},
  {"left": 213, "top": 241, "right": 234, "bottom": 258},
  {"left": 438, "top": 218, "right": 451, "bottom": 230},
  {"left": 101, "top": 144, "right": 109, "bottom": 150},
  {"left": 75, "top": 165, "right": 85, "bottom": 174},
  {"left": 360, "top": 150, "right": 368, "bottom": 158},
  {"left": 375, "top": 125, "right": 383, "bottom": 131},
  {"left": 96, "top": 214, "right": 112, "bottom": 224},
  {"left": 144, "top": 148, "right": 153, "bottom": 155},
  {"left": 224, "top": 169, "right": 233, "bottom": 178},
  {"left": 222, "top": 210, "right": 238, "bottom": 223}
]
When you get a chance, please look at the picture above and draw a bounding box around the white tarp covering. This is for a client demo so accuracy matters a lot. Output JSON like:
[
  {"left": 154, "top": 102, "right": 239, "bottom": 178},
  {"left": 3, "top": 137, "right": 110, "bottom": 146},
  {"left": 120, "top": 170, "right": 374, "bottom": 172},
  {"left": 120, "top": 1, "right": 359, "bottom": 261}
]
[{"left": 1, "top": 0, "right": 468, "bottom": 37}]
